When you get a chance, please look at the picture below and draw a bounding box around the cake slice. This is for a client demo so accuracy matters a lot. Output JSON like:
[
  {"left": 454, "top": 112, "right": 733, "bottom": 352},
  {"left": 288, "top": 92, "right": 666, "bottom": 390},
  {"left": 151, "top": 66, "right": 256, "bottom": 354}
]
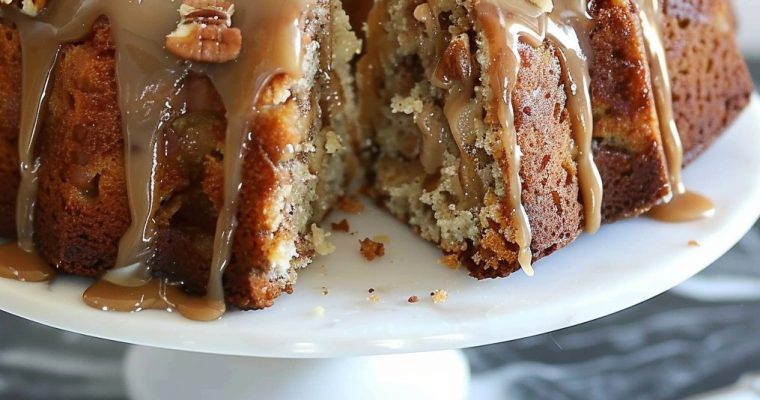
[
  {"left": 359, "top": 0, "right": 589, "bottom": 277},
  {"left": 0, "top": 0, "right": 361, "bottom": 312},
  {"left": 358, "top": 0, "right": 752, "bottom": 277},
  {"left": 662, "top": 0, "right": 753, "bottom": 163}
]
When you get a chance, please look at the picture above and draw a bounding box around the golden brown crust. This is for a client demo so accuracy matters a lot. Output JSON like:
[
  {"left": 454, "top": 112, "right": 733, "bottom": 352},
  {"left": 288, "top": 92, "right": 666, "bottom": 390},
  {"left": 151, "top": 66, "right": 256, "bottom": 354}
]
[
  {"left": 594, "top": 141, "right": 671, "bottom": 220},
  {"left": 0, "top": 20, "right": 20, "bottom": 238},
  {"left": 34, "top": 18, "right": 131, "bottom": 276},
  {"left": 469, "top": 43, "right": 583, "bottom": 279},
  {"left": 223, "top": 75, "right": 302, "bottom": 309},
  {"left": 588, "top": 0, "right": 670, "bottom": 221},
  {"left": 663, "top": 0, "right": 753, "bottom": 163}
]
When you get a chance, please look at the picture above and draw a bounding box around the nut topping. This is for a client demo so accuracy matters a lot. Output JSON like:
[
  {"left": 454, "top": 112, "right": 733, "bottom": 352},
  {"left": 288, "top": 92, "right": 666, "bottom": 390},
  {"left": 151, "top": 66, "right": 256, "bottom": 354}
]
[
  {"left": 1, "top": 0, "right": 48, "bottom": 17},
  {"left": 165, "top": 0, "right": 242, "bottom": 63}
]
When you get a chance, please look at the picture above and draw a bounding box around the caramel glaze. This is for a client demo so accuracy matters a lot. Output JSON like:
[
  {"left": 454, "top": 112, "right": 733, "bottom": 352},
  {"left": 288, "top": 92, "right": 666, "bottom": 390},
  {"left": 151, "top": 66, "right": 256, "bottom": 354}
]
[
  {"left": 551, "top": 0, "right": 603, "bottom": 234},
  {"left": 635, "top": 0, "right": 715, "bottom": 222},
  {"left": 414, "top": 2, "right": 485, "bottom": 209},
  {"left": 201, "top": 0, "right": 312, "bottom": 312},
  {"left": 357, "top": 0, "right": 392, "bottom": 147},
  {"left": 0, "top": 0, "right": 314, "bottom": 321},
  {"left": 0, "top": 242, "right": 54, "bottom": 282},
  {"left": 475, "top": 0, "right": 603, "bottom": 275},
  {"left": 84, "top": 279, "right": 224, "bottom": 322},
  {"left": 412, "top": 3, "right": 447, "bottom": 175}
]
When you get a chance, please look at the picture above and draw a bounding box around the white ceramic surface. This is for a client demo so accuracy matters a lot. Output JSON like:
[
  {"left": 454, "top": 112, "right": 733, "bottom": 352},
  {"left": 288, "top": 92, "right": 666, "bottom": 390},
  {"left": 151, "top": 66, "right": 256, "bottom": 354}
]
[
  {"left": 125, "top": 348, "right": 470, "bottom": 400},
  {"left": 0, "top": 96, "right": 759, "bottom": 359},
  {"left": 734, "top": 0, "right": 760, "bottom": 57}
]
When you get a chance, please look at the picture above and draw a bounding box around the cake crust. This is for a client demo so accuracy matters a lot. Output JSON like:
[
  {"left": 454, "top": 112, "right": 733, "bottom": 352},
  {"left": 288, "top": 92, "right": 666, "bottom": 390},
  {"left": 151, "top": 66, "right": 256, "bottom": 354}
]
[
  {"left": 34, "top": 18, "right": 131, "bottom": 276},
  {"left": 589, "top": 0, "right": 671, "bottom": 221},
  {"left": 663, "top": 0, "right": 753, "bottom": 163},
  {"left": 0, "top": 21, "right": 20, "bottom": 239}
]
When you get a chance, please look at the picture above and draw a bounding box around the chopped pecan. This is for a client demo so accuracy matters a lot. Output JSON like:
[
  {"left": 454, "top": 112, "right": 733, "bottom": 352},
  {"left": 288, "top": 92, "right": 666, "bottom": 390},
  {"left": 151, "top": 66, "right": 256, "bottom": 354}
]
[{"left": 165, "top": 0, "right": 242, "bottom": 63}]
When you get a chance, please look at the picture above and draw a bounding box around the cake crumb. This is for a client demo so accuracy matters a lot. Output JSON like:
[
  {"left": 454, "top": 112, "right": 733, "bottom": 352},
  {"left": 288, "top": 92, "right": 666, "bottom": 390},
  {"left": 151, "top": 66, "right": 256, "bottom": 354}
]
[
  {"left": 311, "top": 224, "right": 336, "bottom": 256},
  {"left": 439, "top": 254, "right": 460, "bottom": 270},
  {"left": 324, "top": 131, "right": 344, "bottom": 154},
  {"left": 430, "top": 290, "right": 448, "bottom": 304},
  {"left": 367, "top": 293, "right": 381, "bottom": 304},
  {"left": 373, "top": 234, "right": 390, "bottom": 245},
  {"left": 311, "top": 306, "right": 325, "bottom": 318},
  {"left": 336, "top": 195, "right": 364, "bottom": 214},
  {"left": 331, "top": 219, "right": 350, "bottom": 232},
  {"left": 360, "top": 238, "right": 385, "bottom": 261},
  {"left": 390, "top": 93, "right": 423, "bottom": 114},
  {"left": 321, "top": 286, "right": 329, "bottom": 296},
  {"left": 408, "top": 295, "right": 419, "bottom": 303},
  {"left": 688, "top": 240, "right": 700, "bottom": 247}
]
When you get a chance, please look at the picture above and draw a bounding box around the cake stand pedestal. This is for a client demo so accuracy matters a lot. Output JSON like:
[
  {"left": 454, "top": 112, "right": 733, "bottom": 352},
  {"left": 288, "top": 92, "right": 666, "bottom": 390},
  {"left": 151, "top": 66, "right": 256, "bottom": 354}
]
[
  {"left": 125, "top": 347, "right": 470, "bottom": 400},
  {"left": 0, "top": 96, "right": 758, "bottom": 399}
]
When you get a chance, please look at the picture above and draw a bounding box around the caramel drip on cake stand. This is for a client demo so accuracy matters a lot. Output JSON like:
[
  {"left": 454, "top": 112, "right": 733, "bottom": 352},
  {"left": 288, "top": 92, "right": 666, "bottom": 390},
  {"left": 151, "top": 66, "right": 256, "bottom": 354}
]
[
  {"left": 635, "top": 0, "right": 715, "bottom": 222},
  {"left": 476, "top": 0, "right": 603, "bottom": 275},
  {"left": 84, "top": 279, "right": 224, "bottom": 322},
  {"left": 0, "top": 243, "right": 54, "bottom": 282}
]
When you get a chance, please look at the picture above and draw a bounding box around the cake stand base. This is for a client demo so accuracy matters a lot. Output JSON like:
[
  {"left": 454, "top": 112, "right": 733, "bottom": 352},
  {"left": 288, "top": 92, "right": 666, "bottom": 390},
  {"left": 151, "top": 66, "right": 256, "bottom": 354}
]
[{"left": 124, "top": 346, "right": 471, "bottom": 400}]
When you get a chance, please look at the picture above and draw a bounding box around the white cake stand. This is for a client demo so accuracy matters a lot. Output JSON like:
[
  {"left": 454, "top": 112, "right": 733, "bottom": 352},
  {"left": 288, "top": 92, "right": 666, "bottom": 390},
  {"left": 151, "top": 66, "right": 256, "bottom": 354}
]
[{"left": 1, "top": 95, "right": 759, "bottom": 400}]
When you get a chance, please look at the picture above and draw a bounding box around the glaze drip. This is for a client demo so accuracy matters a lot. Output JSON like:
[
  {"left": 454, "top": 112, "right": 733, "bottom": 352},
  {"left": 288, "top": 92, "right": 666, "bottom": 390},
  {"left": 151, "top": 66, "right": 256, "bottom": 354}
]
[
  {"left": 0, "top": 5, "right": 82, "bottom": 253},
  {"left": 0, "top": 242, "right": 54, "bottom": 282},
  {"left": 635, "top": 0, "right": 715, "bottom": 222},
  {"left": 476, "top": 2, "right": 540, "bottom": 276},
  {"left": 550, "top": 0, "right": 603, "bottom": 233},
  {"left": 475, "top": 0, "right": 604, "bottom": 273},
  {"left": 201, "top": 0, "right": 312, "bottom": 308},
  {"left": 84, "top": 279, "right": 224, "bottom": 321},
  {"left": 431, "top": 35, "right": 486, "bottom": 209}
]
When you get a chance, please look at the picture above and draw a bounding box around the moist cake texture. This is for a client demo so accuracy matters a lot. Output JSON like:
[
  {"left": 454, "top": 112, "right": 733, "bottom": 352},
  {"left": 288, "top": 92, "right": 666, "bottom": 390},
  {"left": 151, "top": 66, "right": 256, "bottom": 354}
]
[{"left": 358, "top": 0, "right": 752, "bottom": 278}]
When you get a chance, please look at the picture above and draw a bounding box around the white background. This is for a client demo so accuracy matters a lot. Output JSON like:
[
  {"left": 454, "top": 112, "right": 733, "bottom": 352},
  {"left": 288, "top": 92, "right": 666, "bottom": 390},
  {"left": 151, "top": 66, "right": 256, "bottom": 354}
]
[{"left": 735, "top": 0, "right": 760, "bottom": 57}]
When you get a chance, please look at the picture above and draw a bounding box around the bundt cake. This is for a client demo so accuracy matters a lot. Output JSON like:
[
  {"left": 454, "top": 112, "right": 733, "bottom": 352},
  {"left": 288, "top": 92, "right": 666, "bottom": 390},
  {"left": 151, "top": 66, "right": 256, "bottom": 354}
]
[
  {"left": 0, "top": 0, "right": 361, "bottom": 319},
  {"left": 0, "top": 0, "right": 753, "bottom": 320},
  {"left": 357, "top": 0, "right": 752, "bottom": 278}
]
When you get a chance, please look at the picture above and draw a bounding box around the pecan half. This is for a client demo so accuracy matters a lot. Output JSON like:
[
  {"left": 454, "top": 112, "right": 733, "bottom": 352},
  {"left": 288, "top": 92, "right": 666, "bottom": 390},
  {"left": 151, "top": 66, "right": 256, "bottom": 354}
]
[{"left": 165, "top": 0, "right": 242, "bottom": 63}]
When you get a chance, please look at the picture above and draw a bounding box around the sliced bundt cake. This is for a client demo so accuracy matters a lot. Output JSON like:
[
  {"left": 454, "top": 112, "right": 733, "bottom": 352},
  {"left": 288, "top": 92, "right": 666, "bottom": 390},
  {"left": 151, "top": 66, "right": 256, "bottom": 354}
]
[
  {"left": 358, "top": 0, "right": 752, "bottom": 278},
  {"left": 0, "top": 0, "right": 361, "bottom": 316},
  {"left": 0, "top": 0, "right": 753, "bottom": 319}
]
